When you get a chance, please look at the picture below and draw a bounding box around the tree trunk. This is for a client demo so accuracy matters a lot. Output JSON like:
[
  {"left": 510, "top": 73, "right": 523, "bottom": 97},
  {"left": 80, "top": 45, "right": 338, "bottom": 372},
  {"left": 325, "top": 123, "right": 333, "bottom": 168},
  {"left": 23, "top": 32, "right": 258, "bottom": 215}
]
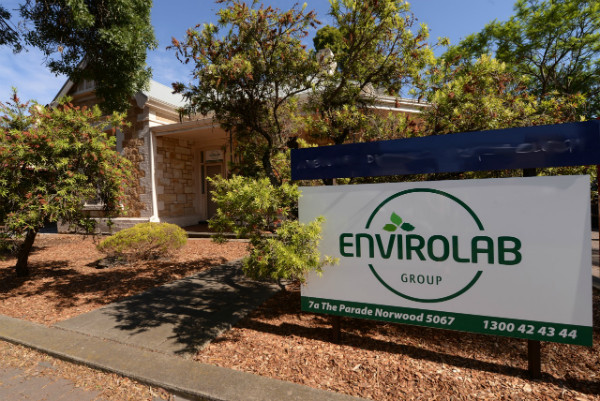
[
  {"left": 262, "top": 149, "right": 281, "bottom": 187},
  {"left": 15, "top": 229, "right": 37, "bottom": 277}
]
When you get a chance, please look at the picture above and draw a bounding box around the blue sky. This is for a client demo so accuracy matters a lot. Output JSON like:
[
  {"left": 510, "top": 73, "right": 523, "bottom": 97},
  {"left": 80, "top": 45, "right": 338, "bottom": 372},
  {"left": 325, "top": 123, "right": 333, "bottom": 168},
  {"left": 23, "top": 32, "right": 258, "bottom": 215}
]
[{"left": 0, "top": 0, "right": 515, "bottom": 105}]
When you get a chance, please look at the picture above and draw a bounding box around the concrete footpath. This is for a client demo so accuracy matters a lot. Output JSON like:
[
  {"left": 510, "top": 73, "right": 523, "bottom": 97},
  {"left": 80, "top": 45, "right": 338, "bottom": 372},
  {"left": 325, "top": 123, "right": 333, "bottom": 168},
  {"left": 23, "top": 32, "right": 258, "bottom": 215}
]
[
  {"left": 54, "top": 262, "right": 282, "bottom": 357},
  {"left": 0, "top": 315, "right": 363, "bottom": 401},
  {"left": 0, "top": 261, "right": 365, "bottom": 401}
]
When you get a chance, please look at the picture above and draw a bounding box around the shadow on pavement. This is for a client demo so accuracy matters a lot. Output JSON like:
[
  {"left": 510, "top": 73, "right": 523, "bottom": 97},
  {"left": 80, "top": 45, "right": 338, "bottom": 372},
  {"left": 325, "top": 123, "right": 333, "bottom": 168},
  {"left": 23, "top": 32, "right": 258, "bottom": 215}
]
[{"left": 56, "top": 261, "right": 280, "bottom": 357}]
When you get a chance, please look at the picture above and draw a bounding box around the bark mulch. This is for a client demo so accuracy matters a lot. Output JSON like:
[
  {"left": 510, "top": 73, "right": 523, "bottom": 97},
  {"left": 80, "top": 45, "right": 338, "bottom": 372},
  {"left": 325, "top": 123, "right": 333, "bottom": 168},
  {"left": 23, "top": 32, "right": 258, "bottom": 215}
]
[
  {"left": 0, "top": 233, "right": 248, "bottom": 400},
  {"left": 0, "top": 234, "right": 248, "bottom": 325},
  {"left": 1, "top": 234, "right": 598, "bottom": 400},
  {"left": 195, "top": 285, "right": 600, "bottom": 401}
]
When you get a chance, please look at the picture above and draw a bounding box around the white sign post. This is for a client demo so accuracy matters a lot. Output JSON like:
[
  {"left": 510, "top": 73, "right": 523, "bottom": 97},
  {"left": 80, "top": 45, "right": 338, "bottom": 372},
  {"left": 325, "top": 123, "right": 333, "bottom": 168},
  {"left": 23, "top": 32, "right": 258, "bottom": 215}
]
[{"left": 300, "top": 176, "right": 593, "bottom": 346}]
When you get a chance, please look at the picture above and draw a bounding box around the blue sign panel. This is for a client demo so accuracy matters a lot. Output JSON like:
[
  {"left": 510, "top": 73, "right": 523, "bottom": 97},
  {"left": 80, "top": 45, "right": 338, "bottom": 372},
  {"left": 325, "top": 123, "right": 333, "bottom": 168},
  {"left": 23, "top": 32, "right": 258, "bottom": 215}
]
[{"left": 291, "top": 121, "right": 600, "bottom": 180}]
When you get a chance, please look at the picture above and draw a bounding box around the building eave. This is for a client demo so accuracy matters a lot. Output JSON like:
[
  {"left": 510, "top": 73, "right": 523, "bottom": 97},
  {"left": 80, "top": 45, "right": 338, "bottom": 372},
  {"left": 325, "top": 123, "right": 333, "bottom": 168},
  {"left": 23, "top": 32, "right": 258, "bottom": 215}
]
[{"left": 151, "top": 116, "right": 219, "bottom": 136}]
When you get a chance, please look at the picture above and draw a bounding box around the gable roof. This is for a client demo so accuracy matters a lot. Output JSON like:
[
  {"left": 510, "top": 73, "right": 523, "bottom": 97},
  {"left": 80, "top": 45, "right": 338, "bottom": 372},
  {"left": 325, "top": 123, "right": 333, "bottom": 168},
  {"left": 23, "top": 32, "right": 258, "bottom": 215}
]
[
  {"left": 52, "top": 77, "right": 187, "bottom": 110},
  {"left": 140, "top": 80, "right": 187, "bottom": 109},
  {"left": 52, "top": 75, "right": 426, "bottom": 118}
]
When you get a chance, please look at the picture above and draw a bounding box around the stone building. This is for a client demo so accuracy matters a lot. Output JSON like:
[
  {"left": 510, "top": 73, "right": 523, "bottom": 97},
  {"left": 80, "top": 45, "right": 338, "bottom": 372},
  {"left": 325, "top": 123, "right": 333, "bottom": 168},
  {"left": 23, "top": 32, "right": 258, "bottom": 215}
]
[{"left": 52, "top": 78, "right": 426, "bottom": 231}]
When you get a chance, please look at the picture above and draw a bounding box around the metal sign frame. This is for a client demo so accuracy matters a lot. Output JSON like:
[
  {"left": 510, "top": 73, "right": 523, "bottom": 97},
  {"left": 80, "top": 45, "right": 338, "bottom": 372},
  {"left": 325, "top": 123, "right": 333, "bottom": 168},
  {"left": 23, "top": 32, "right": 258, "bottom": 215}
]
[{"left": 292, "top": 121, "right": 600, "bottom": 180}]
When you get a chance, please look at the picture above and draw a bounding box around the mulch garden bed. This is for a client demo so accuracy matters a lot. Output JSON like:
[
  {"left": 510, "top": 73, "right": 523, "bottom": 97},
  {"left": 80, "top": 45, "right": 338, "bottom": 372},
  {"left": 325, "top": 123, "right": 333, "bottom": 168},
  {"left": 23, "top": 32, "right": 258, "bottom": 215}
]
[
  {"left": 0, "top": 234, "right": 598, "bottom": 400},
  {"left": 196, "top": 285, "right": 600, "bottom": 400},
  {"left": 0, "top": 234, "right": 247, "bottom": 325}
]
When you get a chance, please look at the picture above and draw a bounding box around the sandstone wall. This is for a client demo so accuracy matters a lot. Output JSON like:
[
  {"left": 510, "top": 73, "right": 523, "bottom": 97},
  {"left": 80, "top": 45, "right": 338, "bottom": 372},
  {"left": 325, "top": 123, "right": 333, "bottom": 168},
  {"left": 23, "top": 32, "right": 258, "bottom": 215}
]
[
  {"left": 155, "top": 137, "right": 196, "bottom": 218},
  {"left": 121, "top": 103, "right": 150, "bottom": 218}
]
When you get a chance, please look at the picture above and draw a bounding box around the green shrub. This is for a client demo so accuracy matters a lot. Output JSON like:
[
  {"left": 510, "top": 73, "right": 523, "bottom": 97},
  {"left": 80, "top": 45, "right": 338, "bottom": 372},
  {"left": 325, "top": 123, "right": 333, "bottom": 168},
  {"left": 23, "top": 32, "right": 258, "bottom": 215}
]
[
  {"left": 243, "top": 217, "right": 337, "bottom": 283},
  {"left": 97, "top": 222, "right": 187, "bottom": 261},
  {"left": 208, "top": 175, "right": 299, "bottom": 244},
  {"left": 208, "top": 175, "right": 337, "bottom": 286}
]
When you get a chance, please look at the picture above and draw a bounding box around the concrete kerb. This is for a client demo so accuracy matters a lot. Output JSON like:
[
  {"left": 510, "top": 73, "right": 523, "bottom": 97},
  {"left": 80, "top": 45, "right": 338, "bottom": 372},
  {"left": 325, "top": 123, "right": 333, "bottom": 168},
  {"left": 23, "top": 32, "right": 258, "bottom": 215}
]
[{"left": 0, "top": 314, "right": 365, "bottom": 401}]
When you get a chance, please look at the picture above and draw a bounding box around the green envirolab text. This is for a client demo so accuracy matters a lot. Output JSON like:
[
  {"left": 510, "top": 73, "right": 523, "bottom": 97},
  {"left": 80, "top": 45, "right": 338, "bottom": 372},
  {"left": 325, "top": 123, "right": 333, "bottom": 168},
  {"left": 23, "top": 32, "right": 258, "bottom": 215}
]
[{"left": 338, "top": 233, "right": 522, "bottom": 265}]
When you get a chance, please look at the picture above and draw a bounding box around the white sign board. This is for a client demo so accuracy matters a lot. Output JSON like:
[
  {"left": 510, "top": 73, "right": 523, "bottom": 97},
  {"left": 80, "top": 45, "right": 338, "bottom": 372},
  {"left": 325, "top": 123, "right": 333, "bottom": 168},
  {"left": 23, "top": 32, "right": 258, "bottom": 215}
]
[{"left": 300, "top": 176, "right": 593, "bottom": 346}]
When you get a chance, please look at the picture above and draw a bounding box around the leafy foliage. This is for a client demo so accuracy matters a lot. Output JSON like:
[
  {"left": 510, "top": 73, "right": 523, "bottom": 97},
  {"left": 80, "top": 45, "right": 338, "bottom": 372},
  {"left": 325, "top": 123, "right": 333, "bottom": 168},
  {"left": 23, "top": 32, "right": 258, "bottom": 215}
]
[
  {"left": 208, "top": 175, "right": 336, "bottom": 285},
  {"left": 312, "top": 25, "right": 344, "bottom": 58},
  {"left": 0, "top": 5, "right": 21, "bottom": 51},
  {"left": 10, "top": 0, "right": 156, "bottom": 113},
  {"left": 0, "top": 91, "right": 133, "bottom": 275},
  {"left": 208, "top": 175, "right": 299, "bottom": 244},
  {"left": 307, "top": 0, "right": 435, "bottom": 145},
  {"left": 421, "top": 55, "right": 585, "bottom": 136},
  {"left": 171, "top": 0, "right": 319, "bottom": 185},
  {"left": 97, "top": 222, "right": 187, "bottom": 261},
  {"left": 244, "top": 217, "right": 336, "bottom": 284},
  {"left": 444, "top": 0, "right": 600, "bottom": 118},
  {"left": 171, "top": 0, "right": 435, "bottom": 177}
]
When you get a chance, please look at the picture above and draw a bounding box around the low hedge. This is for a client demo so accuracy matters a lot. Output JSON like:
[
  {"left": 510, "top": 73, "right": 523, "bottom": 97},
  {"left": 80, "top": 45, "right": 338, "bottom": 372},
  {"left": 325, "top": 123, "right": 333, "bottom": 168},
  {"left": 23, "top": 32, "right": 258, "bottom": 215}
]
[{"left": 97, "top": 222, "right": 187, "bottom": 261}]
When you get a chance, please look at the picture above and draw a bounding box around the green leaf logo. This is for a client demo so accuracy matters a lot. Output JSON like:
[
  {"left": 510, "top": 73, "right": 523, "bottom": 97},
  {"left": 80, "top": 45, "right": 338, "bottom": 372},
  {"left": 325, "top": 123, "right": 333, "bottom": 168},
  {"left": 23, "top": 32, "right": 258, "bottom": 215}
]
[
  {"left": 383, "top": 213, "right": 415, "bottom": 232},
  {"left": 383, "top": 224, "right": 397, "bottom": 232},
  {"left": 400, "top": 222, "right": 415, "bottom": 232},
  {"left": 390, "top": 212, "right": 403, "bottom": 226}
]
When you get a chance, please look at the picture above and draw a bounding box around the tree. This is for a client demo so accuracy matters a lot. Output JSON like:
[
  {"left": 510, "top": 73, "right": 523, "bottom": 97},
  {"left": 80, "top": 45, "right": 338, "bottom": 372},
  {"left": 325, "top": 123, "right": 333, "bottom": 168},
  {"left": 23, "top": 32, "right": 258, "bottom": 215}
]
[
  {"left": 444, "top": 0, "right": 600, "bottom": 118},
  {"left": 312, "top": 25, "right": 343, "bottom": 58},
  {"left": 307, "top": 0, "right": 434, "bottom": 145},
  {"left": 170, "top": 0, "right": 350, "bottom": 283},
  {"left": 422, "top": 54, "right": 585, "bottom": 136},
  {"left": 0, "top": 91, "right": 133, "bottom": 276},
  {"left": 415, "top": 54, "right": 589, "bottom": 183},
  {"left": 171, "top": 0, "right": 320, "bottom": 186},
  {"left": 1, "top": 0, "right": 156, "bottom": 113},
  {"left": 208, "top": 175, "right": 336, "bottom": 287},
  {"left": 0, "top": 5, "right": 21, "bottom": 51}
]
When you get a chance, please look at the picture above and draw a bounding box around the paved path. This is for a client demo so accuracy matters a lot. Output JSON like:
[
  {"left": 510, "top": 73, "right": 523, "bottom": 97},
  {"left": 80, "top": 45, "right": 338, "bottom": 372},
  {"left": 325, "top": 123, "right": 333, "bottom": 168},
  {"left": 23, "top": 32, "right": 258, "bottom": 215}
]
[
  {"left": 0, "top": 314, "right": 363, "bottom": 401},
  {"left": 55, "top": 261, "right": 280, "bottom": 357}
]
